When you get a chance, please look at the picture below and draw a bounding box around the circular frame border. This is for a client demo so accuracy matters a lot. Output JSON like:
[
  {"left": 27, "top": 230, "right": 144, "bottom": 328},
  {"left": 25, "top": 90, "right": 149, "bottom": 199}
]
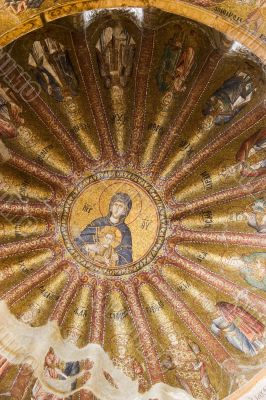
[{"left": 61, "top": 170, "right": 168, "bottom": 276}]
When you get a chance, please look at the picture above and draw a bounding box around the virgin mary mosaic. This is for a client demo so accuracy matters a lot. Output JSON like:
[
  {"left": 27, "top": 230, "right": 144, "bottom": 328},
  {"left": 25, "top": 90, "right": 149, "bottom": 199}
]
[
  {"left": 75, "top": 192, "right": 133, "bottom": 267},
  {"left": 61, "top": 171, "right": 167, "bottom": 275}
]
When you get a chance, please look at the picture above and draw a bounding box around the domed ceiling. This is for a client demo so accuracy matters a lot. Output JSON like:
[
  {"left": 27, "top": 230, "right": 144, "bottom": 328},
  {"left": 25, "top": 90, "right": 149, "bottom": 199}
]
[{"left": 0, "top": 7, "right": 265, "bottom": 400}]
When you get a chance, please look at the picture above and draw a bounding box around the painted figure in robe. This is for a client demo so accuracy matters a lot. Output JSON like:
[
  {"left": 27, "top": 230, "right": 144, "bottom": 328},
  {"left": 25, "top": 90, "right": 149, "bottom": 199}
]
[
  {"left": 211, "top": 302, "right": 265, "bottom": 356},
  {"left": 75, "top": 192, "right": 133, "bottom": 266}
]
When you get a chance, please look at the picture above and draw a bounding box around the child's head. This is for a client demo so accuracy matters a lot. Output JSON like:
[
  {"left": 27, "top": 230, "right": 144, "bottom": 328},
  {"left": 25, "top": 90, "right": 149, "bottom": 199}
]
[{"left": 98, "top": 226, "right": 122, "bottom": 248}]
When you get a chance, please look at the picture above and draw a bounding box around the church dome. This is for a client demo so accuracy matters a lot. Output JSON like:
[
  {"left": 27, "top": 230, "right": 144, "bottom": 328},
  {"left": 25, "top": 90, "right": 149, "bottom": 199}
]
[{"left": 0, "top": 7, "right": 265, "bottom": 400}]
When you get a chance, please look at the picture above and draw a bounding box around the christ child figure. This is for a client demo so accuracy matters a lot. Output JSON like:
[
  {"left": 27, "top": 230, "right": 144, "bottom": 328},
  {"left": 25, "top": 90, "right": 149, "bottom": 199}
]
[{"left": 84, "top": 226, "right": 122, "bottom": 268}]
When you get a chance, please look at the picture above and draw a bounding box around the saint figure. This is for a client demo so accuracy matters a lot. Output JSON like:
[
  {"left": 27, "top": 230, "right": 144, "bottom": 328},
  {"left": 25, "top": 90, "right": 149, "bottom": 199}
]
[
  {"left": 28, "top": 38, "right": 78, "bottom": 101},
  {"left": 203, "top": 71, "right": 256, "bottom": 126},
  {"left": 211, "top": 302, "right": 265, "bottom": 356},
  {"left": 96, "top": 24, "right": 136, "bottom": 88},
  {"left": 236, "top": 128, "right": 266, "bottom": 177},
  {"left": 157, "top": 31, "right": 195, "bottom": 95}
]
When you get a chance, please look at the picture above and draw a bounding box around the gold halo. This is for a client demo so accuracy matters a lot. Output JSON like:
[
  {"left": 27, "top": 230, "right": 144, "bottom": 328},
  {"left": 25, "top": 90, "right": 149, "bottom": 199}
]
[{"left": 98, "top": 180, "right": 143, "bottom": 225}]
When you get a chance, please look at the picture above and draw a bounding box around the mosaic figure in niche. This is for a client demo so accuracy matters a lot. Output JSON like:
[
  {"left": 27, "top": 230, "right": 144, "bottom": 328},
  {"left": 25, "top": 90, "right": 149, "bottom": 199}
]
[
  {"left": 96, "top": 24, "right": 136, "bottom": 88},
  {"left": 32, "top": 348, "right": 93, "bottom": 399},
  {"left": 75, "top": 192, "right": 133, "bottom": 266},
  {"left": 202, "top": 71, "right": 256, "bottom": 126},
  {"left": 28, "top": 38, "right": 78, "bottom": 102},
  {"left": 160, "top": 329, "right": 218, "bottom": 400},
  {"left": 245, "top": 0, "right": 266, "bottom": 33},
  {"left": 217, "top": 128, "right": 266, "bottom": 183},
  {"left": 236, "top": 128, "right": 266, "bottom": 177},
  {"left": 0, "top": 84, "right": 24, "bottom": 138},
  {"left": 4, "top": 0, "right": 43, "bottom": 13},
  {"left": 112, "top": 336, "right": 148, "bottom": 392},
  {"left": 240, "top": 252, "right": 266, "bottom": 291},
  {"left": 211, "top": 302, "right": 265, "bottom": 356},
  {"left": 245, "top": 198, "right": 266, "bottom": 233},
  {"left": 157, "top": 29, "right": 195, "bottom": 98},
  {"left": 222, "top": 253, "right": 266, "bottom": 292}
]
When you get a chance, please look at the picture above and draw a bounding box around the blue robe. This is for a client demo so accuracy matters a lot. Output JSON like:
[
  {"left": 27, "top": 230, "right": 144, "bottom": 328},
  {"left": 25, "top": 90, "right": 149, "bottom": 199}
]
[
  {"left": 75, "top": 216, "right": 132, "bottom": 266},
  {"left": 204, "top": 73, "right": 255, "bottom": 125}
]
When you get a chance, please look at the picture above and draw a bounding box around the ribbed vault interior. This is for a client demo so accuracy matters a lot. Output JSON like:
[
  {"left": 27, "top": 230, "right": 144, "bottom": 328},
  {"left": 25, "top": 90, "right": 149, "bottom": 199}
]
[{"left": 0, "top": 8, "right": 265, "bottom": 400}]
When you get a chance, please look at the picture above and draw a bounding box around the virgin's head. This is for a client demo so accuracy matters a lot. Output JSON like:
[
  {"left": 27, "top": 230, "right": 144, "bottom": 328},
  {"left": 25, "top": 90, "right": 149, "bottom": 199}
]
[{"left": 109, "top": 192, "right": 132, "bottom": 221}]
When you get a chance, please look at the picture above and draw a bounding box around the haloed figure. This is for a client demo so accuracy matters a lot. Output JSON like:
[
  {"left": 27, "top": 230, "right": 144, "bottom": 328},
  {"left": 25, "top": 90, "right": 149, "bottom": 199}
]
[{"left": 75, "top": 192, "right": 133, "bottom": 266}]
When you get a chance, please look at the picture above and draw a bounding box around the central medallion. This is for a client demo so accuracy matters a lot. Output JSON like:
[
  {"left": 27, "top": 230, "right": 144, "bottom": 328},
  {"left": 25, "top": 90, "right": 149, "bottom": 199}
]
[{"left": 61, "top": 171, "right": 167, "bottom": 276}]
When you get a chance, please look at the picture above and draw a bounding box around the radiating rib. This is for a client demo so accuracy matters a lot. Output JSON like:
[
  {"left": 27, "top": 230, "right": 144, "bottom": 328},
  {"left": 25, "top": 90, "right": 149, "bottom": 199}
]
[
  {"left": 89, "top": 283, "right": 107, "bottom": 344},
  {"left": 160, "top": 255, "right": 266, "bottom": 315},
  {"left": 151, "top": 50, "right": 222, "bottom": 179},
  {"left": 172, "top": 176, "right": 266, "bottom": 218},
  {"left": 8, "top": 150, "right": 70, "bottom": 192},
  {"left": 171, "top": 228, "right": 266, "bottom": 248},
  {"left": 147, "top": 271, "right": 235, "bottom": 367},
  {"left": 10, "top": 365, "right": 34, "bottom": 400},
  {"left": 2, "top": 257, "right": 65, "bottom": 305},
  {"left": 50, "top": 264, "right": 80, "bottom": 326},
  {"left": 71, "top": 32, "right": 117, "bottom": 162},
  {"left": 0, "top": 200, "right": 52, "bottom": 218},
  {"left": 165, "top": 102, "right": 266, "bottom": 196},
  {"left": 123, "top": 283, "right": 163, "bottom": 384},
  {"left": 6, "top": 67, "right": 90, "bottom": 171},
  {"left": 0, "top": 235, "right": 54, "bottom": 259},
  {"left": 129, "top": 30, "right": 155, "bottom": 166}
]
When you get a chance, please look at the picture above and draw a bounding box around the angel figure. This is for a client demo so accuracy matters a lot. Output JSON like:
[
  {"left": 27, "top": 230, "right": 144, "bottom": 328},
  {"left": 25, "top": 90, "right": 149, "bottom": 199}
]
[{"left": 211, "top": 302, "right": 265, "bottom": 356}]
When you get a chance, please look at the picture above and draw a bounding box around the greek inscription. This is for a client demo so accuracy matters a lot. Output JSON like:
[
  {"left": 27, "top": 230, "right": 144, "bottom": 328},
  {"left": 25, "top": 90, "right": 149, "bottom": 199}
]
[
  {"left": 141, "top": 218, "right": 152, "bottom": 230},
  {"left": 109, "top": 310, "right": 128, "bottom": 320},
  {"left": 74, "top": 307, "right": 88, "bottom": 318},
  {"left": 39, "top": 286, "right": 59, "bottom": 301},
  {"left": 19, "top": 261, "right": 34, "bottom": 275},
  {"left": 177, "top": 281, "right": 191, "bottom": 292},
  {"left": 201, "top": 210, "right": 213, "bottom": 227},
  {"left": 36, "top": 144, "right": 54, "bottom": 165},
  {"left": 111, "top": 113, "right": 128, "bottom": 125},
  {"left": 196, "top": 252, "right": 208, "bottom": 262},
  {"left": 200, "top": 171, "right": 213, "bottom": 191},
  {"left": 19, "top": 179, "right": 30, "bottom": 201},
  {"left": 146, "top": 301, "right": 164, "bottom": 314},
  {"left": 83, "top": 203, "right": 93, "bottom": 214},
  {"left": 148, "top": 122, "right": 165, "bottom": 135},
  {"left": 214, "top": 7, "right": 243, "bottom": 23}
]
